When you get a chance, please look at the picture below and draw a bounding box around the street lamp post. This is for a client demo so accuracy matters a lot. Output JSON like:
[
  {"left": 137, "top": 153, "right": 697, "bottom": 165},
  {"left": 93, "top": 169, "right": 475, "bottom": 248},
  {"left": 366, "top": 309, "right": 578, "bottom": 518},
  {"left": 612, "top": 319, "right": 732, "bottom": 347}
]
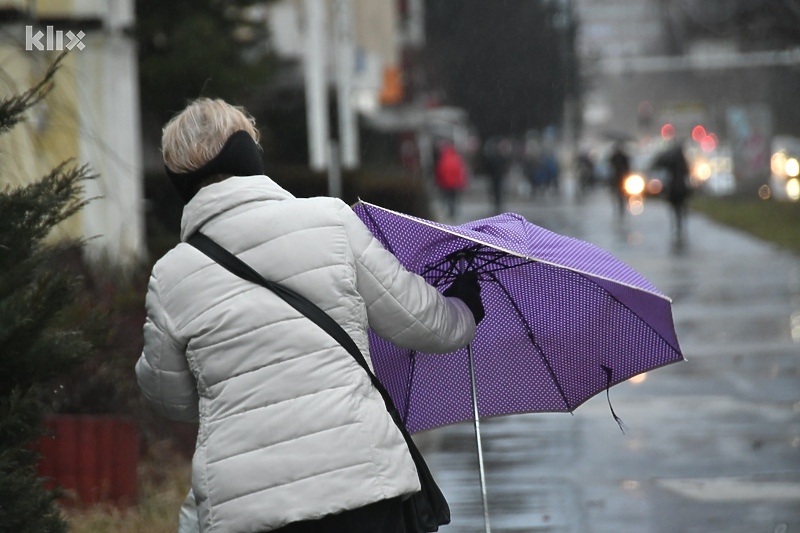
[{"left": 304, "top": 0, "right": 329, "bottom": 172}]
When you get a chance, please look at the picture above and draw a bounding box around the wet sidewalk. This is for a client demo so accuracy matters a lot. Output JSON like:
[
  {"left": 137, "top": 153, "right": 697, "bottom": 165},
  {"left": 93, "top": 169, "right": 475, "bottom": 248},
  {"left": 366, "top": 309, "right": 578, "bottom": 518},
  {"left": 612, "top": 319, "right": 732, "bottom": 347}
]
[{"left": 417, "top": 177, "right": 800, "bottom": 533}]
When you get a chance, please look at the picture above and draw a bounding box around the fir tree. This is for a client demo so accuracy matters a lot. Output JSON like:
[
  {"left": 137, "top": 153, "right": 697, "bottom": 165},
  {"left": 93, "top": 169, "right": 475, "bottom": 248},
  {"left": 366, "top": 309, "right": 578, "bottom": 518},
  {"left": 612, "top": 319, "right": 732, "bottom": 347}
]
[{"left": 0, "top": 54, "right": 96, "bottom": 533}]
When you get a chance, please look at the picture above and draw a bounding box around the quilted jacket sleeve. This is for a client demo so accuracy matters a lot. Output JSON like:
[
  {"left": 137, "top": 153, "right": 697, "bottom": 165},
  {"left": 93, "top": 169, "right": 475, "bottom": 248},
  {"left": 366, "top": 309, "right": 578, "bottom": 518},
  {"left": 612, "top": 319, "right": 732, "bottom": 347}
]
[
  {"left": 339, "top": 203, "right": 476, "bottom": 353},
  {"left": 135, "top": 272, "right": 199, "bottom": 422}
]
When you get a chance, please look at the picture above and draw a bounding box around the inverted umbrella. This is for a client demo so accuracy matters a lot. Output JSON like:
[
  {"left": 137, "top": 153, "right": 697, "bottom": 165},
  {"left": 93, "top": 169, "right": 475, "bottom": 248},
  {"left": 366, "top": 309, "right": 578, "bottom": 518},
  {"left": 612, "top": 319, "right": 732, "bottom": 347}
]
[{"left": 353, "top": 200, "right": 685, "bottom": 531}]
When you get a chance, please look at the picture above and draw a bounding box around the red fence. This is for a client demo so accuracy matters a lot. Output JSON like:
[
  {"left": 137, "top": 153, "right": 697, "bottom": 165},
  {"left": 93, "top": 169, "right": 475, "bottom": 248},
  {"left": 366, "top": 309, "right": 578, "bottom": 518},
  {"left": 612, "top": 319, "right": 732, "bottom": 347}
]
[{"left": 36, "top": 415, "right": 139, "bottom": 507}]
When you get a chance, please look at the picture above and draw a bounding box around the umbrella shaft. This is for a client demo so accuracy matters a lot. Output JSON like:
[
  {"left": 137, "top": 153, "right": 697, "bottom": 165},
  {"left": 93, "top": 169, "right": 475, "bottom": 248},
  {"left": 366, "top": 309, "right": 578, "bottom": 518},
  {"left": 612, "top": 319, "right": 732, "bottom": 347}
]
[{"left": 469, "top": 343, "right": 492, "bottom": 533}]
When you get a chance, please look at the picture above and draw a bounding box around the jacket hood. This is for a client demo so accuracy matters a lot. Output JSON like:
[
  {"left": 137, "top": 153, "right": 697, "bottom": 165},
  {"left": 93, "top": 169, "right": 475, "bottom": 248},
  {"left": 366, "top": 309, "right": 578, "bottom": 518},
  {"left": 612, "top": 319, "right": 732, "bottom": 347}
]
[{"left": 180, "top": 175, "right": 295, "bottom": 240}]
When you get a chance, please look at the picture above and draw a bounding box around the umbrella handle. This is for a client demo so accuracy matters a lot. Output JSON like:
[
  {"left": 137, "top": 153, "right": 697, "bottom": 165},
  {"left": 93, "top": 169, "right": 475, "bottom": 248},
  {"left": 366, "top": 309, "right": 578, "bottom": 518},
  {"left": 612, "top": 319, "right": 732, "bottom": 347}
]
[{"left": 469, "top": 343, "right": 492, "bottom": 533}]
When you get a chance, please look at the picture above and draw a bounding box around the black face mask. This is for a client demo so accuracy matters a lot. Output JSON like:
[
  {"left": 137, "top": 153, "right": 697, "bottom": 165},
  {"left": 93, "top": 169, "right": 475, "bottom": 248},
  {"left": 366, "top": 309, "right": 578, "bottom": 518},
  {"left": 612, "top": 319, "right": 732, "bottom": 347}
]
[{"left": 165, "top": 130, "right": 265, "bottom": 204}]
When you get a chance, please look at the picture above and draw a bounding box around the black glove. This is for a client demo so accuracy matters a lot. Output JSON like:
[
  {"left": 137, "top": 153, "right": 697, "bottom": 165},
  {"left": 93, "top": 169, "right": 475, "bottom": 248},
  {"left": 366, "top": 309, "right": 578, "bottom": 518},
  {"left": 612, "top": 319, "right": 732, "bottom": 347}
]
[{"left": 443, "top": 271, "right": 485, "bottom": 326}]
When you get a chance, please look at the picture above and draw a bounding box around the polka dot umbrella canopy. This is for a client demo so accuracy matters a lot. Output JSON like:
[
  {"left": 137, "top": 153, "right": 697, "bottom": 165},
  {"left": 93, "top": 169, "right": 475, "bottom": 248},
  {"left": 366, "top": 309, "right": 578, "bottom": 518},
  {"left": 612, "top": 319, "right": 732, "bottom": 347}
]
[{"left": 354, "top": 200, "right": 685, "bottom": 434}]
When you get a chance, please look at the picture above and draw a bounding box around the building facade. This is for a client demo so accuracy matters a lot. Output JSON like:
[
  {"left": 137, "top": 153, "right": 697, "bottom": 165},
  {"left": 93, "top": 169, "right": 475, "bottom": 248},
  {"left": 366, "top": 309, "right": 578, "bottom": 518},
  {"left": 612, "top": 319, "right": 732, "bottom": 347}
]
[{"left": 0, "top": 0, "right": 144, "bottom": 268}]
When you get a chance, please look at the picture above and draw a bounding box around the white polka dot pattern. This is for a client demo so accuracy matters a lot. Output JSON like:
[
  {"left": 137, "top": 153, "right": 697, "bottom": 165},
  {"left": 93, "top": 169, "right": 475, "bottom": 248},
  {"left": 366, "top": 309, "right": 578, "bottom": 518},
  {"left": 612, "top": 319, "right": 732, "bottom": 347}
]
[{"left": 354, "top": 201, "right": 685, "bottom": 434}]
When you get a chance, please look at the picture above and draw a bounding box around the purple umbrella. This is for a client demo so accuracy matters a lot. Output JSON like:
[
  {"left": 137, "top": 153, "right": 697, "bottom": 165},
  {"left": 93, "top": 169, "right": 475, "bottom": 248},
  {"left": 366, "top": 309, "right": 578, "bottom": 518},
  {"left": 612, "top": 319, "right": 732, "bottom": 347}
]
[{"left": 354, "top": 200, "right": 685, "bottom": 530}]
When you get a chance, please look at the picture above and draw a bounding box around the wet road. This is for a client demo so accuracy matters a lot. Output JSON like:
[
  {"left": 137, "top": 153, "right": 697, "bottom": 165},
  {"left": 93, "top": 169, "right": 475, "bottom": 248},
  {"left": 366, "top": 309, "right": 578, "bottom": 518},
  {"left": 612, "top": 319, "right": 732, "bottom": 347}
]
[{"left": 415, "top": 178, "right": 800, "bottom": 533}]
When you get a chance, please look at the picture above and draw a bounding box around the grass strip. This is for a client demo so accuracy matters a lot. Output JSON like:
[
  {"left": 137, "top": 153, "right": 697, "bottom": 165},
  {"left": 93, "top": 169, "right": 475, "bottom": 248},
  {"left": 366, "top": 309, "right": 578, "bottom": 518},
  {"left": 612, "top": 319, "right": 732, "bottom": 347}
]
[{"left": 690, "top": 195, "right": 800, "bottom": 254}]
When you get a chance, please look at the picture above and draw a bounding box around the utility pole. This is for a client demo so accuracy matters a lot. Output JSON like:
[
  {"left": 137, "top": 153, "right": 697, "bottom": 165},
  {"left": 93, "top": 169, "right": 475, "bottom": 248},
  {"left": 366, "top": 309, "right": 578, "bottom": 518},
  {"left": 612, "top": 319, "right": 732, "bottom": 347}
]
[
  {"left": 304, "top": 0, "right": 328, "bottom": 171},
  {"left": 333, "top": 0, "right": 359, "bottom": 169},
  {"left": 555, "top": 0, "right": 578, "bottom": 195}
]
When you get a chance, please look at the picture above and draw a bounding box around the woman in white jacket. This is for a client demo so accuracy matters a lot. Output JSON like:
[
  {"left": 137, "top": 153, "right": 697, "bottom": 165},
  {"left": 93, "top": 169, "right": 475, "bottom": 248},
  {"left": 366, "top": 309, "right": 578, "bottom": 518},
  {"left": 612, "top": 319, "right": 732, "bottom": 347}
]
[{"left": 136, "top": 98, "right": 483, "bottom": 533}]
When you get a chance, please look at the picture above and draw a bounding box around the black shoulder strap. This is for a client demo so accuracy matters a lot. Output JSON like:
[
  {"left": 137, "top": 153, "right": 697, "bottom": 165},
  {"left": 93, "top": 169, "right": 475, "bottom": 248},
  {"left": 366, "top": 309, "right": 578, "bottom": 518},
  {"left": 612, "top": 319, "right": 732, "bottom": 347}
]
[
  {"left": 187, "top": 232, "right": 446, "bottom": 518},
  {"left": 186, "top": 231, "right": 408, "bottom": 429}
]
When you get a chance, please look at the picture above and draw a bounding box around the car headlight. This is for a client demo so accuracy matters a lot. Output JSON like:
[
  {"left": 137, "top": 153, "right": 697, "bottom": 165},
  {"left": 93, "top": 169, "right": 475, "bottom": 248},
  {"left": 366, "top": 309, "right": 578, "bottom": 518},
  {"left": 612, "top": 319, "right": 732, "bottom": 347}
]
[{"left": 623, "top": 174, "right": 645, "bottom": 196}]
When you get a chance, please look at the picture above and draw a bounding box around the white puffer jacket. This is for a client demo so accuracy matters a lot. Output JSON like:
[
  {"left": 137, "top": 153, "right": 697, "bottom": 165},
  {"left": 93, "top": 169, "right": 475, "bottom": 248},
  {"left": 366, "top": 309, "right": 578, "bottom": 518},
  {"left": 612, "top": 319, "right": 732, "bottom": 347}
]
[{"left": 136, "top": 176, "right": 476, "bottom": 533}]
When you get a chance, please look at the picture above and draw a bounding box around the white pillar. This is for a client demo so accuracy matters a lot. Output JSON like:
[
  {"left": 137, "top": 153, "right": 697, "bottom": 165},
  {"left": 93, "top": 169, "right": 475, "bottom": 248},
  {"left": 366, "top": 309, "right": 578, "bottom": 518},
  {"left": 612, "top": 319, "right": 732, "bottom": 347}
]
[
  {"left": 78, "top": 26, "right": 145, "bottom": 269},
  {"left": 304, "top": 0, "right": 328, "bottom": 171},
  {"left": 334, "top": 0, "right": 359, "bottom": 169}
]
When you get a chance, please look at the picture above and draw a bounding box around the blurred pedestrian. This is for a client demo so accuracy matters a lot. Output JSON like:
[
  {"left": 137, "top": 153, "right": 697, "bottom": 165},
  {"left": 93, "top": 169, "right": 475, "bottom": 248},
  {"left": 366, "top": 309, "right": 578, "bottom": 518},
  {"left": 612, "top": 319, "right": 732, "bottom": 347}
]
[
  {"left": 483, "top": 136, "right": 512, "bottom": 214},
  {"left": 655, "top": 142, "right": 692, "bottom": 241},
  {"left": 521, "top": 132, "right": 540, "bottom": 196},
  {"left": 537, "top": 146, "right": 560, "bottom": 195},
  {"left": 435, "top": 141, "right": 468, "bottom": 219},
  {"left": 575, "top": 150, "right": 596, "bottom": 196},
  {"left": 522, "top": 131, "right": 559, "bottom": 197},
  {"left": 136, "top": 98, "right": 482, "bottom": 533},
  {"left": 609, "top": 142, "right": 631, "bottom": 218}
]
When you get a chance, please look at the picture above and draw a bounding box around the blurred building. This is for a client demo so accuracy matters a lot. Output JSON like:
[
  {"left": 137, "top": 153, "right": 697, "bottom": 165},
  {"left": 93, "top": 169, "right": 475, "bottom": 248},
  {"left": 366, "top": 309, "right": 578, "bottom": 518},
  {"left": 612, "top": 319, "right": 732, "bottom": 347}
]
[
  {"left": 265, "top": 0, "right": 407, "bottom": 114},
  {"left": 262, "top": 0, "right": 467, "bottom": 178},
  {"left": 0, "top": 0, "right": 144, "bottom": 268}
]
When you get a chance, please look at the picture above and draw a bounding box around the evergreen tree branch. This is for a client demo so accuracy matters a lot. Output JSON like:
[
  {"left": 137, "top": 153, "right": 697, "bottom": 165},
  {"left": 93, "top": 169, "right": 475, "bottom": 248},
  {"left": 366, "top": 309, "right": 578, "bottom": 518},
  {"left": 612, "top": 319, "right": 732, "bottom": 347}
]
[
  {"left": 0, "top": 52, "right": 67, "bottom": 136},
  {"left": 0, "top": 161, "right": 96, "bottom": 301},
  {"left": 0, "top": 51, "right": 94, "bottom": 532}
]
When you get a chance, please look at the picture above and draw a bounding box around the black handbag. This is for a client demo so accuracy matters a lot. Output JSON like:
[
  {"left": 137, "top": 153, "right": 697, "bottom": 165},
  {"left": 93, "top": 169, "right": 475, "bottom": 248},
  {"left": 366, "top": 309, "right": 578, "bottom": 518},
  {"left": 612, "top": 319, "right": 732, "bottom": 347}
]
[{"left": 187, "top": 232, "right": 450, "bottom": 532}]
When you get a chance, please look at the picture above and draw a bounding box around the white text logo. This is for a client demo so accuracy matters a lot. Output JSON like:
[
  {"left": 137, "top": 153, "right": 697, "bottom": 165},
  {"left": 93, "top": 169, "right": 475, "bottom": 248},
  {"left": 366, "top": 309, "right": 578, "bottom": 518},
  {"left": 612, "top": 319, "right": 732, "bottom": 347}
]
[{"left": 25, "top": 26, "right": 85, "bottom": 51}]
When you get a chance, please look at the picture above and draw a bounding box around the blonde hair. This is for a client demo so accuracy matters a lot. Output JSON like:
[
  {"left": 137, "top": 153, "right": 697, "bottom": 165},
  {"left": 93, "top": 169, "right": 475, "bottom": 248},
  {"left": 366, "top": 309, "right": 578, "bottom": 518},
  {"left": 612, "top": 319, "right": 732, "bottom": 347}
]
[{"left": 162, "top": 98, "right": 260, "bottom": 173}]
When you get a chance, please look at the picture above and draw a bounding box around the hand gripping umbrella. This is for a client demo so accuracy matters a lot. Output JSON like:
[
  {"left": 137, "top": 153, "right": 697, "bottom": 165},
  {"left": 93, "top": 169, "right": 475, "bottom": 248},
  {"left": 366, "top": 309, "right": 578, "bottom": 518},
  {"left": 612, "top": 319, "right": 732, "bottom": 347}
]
[{"left": 353, "top": 201, "right": 685, "bottom": 532}]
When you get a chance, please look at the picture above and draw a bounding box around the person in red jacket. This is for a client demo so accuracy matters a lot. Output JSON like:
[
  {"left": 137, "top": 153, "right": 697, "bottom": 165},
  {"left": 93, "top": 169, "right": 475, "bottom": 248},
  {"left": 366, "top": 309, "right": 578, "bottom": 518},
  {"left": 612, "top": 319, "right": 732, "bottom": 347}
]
[{"left": 435, "top": 141, "right": 468, "bottom": 219}]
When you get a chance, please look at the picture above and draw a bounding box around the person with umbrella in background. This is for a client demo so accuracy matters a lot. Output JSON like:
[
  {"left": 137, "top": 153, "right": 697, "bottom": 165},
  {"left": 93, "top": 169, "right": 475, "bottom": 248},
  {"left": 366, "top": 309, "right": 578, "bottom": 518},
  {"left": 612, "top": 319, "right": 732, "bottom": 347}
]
[{"left": 135, "top": 98, "right": 485, "bottom": 533}]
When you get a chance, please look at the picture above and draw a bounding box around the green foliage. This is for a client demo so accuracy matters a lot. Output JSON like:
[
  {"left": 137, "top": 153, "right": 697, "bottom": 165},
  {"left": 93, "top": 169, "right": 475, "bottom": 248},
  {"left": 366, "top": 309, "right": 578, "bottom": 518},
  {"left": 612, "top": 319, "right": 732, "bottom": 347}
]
[
  {"left": 0, "top": 99, "right": 93, "bottom": 392},
  {"left": 0, "top": 393, "right": 67, "bottom": 533},
  {"left": 0, "top": 163, "right": 94, "bottom": 393},
  {"left": 45, "top": 272, "right": 147, "bottom": 417},
  {"left": 0, "top": 53, "right": 64, "bottom": 136},
  {"left": 136, "top": 0, "right": 275, "bottom": 125},
  {"left": 0, "top": 56, "right": 95, "bottom": 532},
  {"left": 690, "top": 195, "right": 800, "bottom": 254},
  {"left": 423, "top": 0, "right": 574, "bottom": 138}
]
